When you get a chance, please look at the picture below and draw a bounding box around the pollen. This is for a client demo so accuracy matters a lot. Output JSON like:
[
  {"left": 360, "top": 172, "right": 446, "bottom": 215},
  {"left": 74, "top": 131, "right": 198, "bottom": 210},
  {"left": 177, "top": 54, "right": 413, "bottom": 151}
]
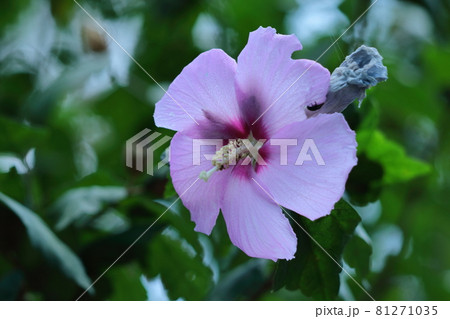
[
  {"left": 199, "top": 139, "right": 252, "bottom": 182},
  {"left": 212, "top": 139, "right": 248, "bottom": 170}
]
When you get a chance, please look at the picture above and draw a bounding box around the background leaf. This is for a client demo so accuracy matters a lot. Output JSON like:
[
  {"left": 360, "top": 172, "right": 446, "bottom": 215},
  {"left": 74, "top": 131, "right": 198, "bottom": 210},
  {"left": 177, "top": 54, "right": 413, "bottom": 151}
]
[
  {"left": 51, "top": 186, "right": 127, "bottom": 230},
  {"left": 343, "top": 235, "right": 372, "bottom": 278},
  {"left": 274, "top": 199, "right": 362, "bottom": 300},
  {"left": 106, "top": 262, "right": 147, "bottom": 301},
  {"left": 145, "top": 234, "right": 213, "bottom": 301},
  {"left": 208, "top": 259, "right": 267, "bottom": 301},
  {"left": 357, "top": 130, "right": 431, "bottom": 184},
  {"left": 0, "top": 192, "right": 92, "bottom": 290},
  {"left": 0, "top": 270, "right": 24, "bottom": 301}
]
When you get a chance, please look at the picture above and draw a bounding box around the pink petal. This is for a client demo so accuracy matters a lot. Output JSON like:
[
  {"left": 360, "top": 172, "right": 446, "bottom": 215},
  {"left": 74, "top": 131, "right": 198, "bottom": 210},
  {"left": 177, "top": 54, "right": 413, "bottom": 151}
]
[
  {"left": 154, "top": 49, "right": 241, "bottom": 132},
  {"left": 235, "top": 27, "right": 330, "bottom": 136},
  {"left": 221, "top": 168, "right": 297, "bottom": 260},
  {"left": 258, "top": 113, "right": 357, "bottom": 220},
  {"left": 170, "top": 130, "right": 231, "bottom": 234}
]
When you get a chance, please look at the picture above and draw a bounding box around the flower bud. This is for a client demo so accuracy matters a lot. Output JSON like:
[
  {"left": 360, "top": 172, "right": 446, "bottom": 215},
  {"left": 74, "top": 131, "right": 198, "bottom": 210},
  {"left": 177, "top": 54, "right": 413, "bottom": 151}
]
[{"left": 306, "top": 45, "right": 388, "bottom": 117}]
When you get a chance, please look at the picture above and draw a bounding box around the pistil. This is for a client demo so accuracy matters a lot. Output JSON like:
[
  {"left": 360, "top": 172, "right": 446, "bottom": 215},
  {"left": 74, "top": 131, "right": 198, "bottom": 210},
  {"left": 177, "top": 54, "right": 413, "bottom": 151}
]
[{"left": 199, "top": 136, "right": 264, "bottom": 182}]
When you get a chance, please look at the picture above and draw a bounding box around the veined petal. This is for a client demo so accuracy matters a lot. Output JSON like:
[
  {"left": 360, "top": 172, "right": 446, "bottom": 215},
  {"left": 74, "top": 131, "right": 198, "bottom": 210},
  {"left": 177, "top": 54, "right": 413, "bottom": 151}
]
[
  {"left": 155, "top": 49, "right": 241, "bottom": 132},
  {"left": 221, "top": 168, "right": 297, "bottom": 261},
  {"left": 258, "top": 113, "right": 357, "bottom": 220},
  {"left": 235, "top": 27, "right": 330, "bottom": 136},
  {"left": 170, "top": 130, "right": 230, "bottom": 234}
]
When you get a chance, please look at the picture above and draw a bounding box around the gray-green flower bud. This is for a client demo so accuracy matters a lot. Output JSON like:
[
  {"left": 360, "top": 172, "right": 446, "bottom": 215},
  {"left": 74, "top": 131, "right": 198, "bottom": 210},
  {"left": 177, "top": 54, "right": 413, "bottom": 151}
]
[{"left": 306, "top": 45, "right": 388, "bottom": 117}]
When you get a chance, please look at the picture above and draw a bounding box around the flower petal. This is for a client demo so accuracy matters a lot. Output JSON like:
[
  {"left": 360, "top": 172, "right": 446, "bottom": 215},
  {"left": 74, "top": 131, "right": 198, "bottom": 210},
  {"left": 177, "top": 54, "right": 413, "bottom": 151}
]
[
  {"left": 258, "top": 113, "right": 357, "bottom": 220},
  {"left": 221, "top": 168, "right": 297, "bottom": 260},
  {"left": 170, "top": 130, "right": 230, "bottom": 234},
  {"left": 154, "top": 49, "right": 241, "bottom": 132},
  {"left": 235, "top": 27, "right": 330, "bottom": 135}
]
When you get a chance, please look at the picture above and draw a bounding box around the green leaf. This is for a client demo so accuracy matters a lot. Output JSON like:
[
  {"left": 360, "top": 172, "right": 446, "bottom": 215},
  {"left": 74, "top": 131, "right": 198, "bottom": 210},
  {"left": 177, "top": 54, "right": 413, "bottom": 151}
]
[
  {"left": 51, "top": 186, "right": 127, "bottom": 230},
  {"left": 163, "top": 175, "right": 176, "bottom": 199},
  {"left": 107, "top": 262, "right": 147, "bottom": 301},
  {"left": 357, "top": 130, "right": 431, "bottom": 184},
  {"left": 208, "top": 259, "right": 267, "bottom": 301},
  {"left": 146, "top": 234, "right": 213, "bottom": 300},
  {"left": 0, "top": 192, "right": 92, "bottom": 290},
  {"left": 346, "top": 154, "right": 384, "bottom": 206},
  {"left": 154, "top": 198, "right": 204, "bottom": 255},
  {"left": 80, "top": 224, "right": 165, "bottom": 274},
  {"left": 274, "top": 199, "right": 361, "bottom": 300},
  {"left": 0, "top": 168, "right": 26, "bottom": 201},
  {"left": 343, "top": 235, "right": 372, "bottom": 278},
  {"left": 0, "top": 73, "right": 33, "bottom": 118},
  {"left": 0, "top": 270, "right": 24, "bottom": 301},
  {"left": 0, "top": 0, "right": 31, "bottom": 38},
  {"left": 0, "top": 116, "right": 48, "bottom": 156}
]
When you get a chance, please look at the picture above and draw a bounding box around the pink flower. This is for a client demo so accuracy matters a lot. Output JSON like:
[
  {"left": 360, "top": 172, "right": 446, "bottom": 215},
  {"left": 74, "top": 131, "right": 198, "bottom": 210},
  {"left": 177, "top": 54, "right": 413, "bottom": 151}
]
[{"left": 154, "top": 27, "right": 357, "bottom": 260}]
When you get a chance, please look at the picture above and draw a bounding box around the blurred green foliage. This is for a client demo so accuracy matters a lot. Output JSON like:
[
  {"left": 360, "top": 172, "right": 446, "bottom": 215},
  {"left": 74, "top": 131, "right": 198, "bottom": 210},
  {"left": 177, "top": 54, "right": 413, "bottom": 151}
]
[
  {"left": 274, "top": 200, "right": 362, "bottom": 300},
  {"left": 0, "top": 0, "right": 449, "bottom": 301}
]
